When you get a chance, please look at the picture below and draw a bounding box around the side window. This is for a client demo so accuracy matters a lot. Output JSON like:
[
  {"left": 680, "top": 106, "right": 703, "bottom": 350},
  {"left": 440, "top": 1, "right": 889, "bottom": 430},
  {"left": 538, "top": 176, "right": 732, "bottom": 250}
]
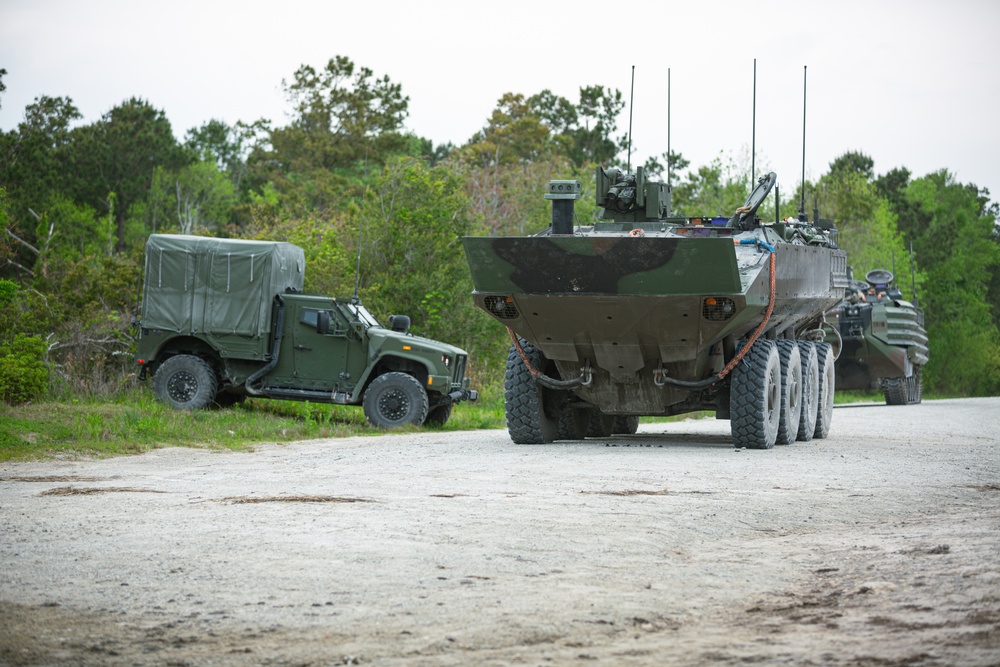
[
  {"left": 300, "top": 308, "right": 319, "bottom": 328},
  {"left": 303, "top": 308, "right": 348, "bottom": 336}
]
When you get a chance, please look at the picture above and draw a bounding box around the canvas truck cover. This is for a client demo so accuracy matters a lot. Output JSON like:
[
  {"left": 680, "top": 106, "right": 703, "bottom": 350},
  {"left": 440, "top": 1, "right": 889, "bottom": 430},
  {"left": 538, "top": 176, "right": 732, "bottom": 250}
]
[{"left": 141, "top": 234, "right": 305, "bottom": 338}]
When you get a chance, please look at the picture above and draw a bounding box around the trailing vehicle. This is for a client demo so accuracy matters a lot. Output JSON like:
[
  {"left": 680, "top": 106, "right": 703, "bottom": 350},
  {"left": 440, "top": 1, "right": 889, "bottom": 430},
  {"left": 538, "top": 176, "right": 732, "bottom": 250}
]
[
  {"left": 135, "top": 234, "right": 477, "bottom": 427},
  {"left": 462, "top": 167, "right": 848, "bottom": 449},
  {"left": 829, "top": 268, "right": 928, "bottom": 405}
]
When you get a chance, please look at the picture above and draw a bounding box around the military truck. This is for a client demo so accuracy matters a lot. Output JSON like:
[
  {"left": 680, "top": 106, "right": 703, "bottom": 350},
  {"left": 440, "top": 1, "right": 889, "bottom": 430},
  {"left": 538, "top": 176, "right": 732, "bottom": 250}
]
[
  {"left": 135, "top": 234, "right": 477, "bottom": 427},
  {"left": 829, "top": 268, "right": 928, "bottom": 404},
  {"left": 463, "top": 167, "right": 848, "bottom": 449}
]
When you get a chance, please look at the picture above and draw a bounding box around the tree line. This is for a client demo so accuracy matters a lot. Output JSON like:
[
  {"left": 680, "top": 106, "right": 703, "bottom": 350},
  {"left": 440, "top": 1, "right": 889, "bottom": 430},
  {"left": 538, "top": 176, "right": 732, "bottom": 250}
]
[{"left": 0, "top": 57, "right": 997, "bottom": 404}]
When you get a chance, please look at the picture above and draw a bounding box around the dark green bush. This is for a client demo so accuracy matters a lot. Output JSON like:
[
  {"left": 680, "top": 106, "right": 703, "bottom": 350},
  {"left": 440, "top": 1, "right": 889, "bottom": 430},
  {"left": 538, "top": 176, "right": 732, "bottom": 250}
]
[{"left": 0, "top": 334, "right": 50, "bottom": 404}]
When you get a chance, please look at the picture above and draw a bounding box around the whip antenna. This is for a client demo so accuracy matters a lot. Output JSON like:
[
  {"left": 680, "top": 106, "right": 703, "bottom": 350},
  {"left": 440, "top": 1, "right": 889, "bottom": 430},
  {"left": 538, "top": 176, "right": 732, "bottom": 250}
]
[
  {"left": 799, "top": 65, "right": 808, "bottom": 221},
  {"left": 751, "top": 59, "right": 756, "bottom": 186},
  {"left": 667, "top": 67, "right": 671, "bottom": 188},
  {"left": 352, "top": 146, "right": 370, "bottom": 303},
  {"left": 627, "top": 65, "right": 635, "bottom": 171}
]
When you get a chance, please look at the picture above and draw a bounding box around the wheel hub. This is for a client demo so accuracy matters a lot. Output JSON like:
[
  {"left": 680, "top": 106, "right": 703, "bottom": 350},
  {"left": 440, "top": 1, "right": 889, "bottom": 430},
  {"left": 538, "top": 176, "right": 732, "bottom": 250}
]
[
  {"left": 379, "top": 389, "right": 409, "bottom": 421},
  {"left": 167, "top": 371, "right": 198, "bottom": 402}
]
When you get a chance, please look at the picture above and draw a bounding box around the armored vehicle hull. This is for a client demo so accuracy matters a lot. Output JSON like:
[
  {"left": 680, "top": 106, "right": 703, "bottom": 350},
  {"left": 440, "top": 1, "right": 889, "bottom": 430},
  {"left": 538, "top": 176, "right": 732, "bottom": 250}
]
[
  {"left": 464, "top": 169, "right": 848, "bottom": 449},
  {"left": 830, "top": 270, "right": 928, "bottom": 404}
]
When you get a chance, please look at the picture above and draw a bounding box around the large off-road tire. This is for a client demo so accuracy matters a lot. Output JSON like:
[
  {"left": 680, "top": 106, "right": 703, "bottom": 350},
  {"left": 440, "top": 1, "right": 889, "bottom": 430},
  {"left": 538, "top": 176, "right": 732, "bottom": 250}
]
[
  {"left": 814, "top": 342, "right": 835, "bottom": 439},
  {"left": 730, "top": 340, "right": 781, "bottom": 449},
  {"left": 612, "top": 415, "right": 640, "bottom": 435},
  {"left": 796, "top": 341, "right": 819, "bottom": 442},
  {"left": 557, "top": 405, "right": 589, "bottom": 440},
  {"left": 152, "top": 354, "right": 218, "bottom": 411},
  {"left": 362, "top": 372, "right": 429, "bottom": 428},
  {"left": 586, "top": 411, "right": 615, "bottom": 438},
  {"left": 505, "top": 339, "right": 558, "bottom": 444},
  {"left": 424, "top": 402, "right": 453, "bottom": 426},
  {"left": 775, "top": 341, "right": 803, "bottom": 445}
]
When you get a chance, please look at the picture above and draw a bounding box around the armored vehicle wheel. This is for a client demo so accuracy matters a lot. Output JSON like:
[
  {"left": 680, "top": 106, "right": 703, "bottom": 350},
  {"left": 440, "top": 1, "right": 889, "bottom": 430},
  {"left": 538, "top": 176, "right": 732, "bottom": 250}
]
[
  {"left": 557, "top": 405, "right": 589, "bottom": 440},
  {"left": 775, "top": 341, "right": 803, "bottom": 445},
  {"left": 152, "top": 354, "right": 219, "bottom": 410},
  {"left": 814, "top": 343, "right": 835, "bottom": 439},
  {"left": 363, "top": 372, "right": 429, "bottom": 428},
  {"left": 505, "top": 339, "right": 558, "bottom": 444},
  {"left": 911, "top": 368, "right": 923, "bottom": 404},
  {"left": 730, "top": 340, "right": 781, "bottom": 449},
  {"left": 586, "top": 411, "right": 615, "bottom": 438},
  {"left": 796, "top": 342, "right": 819, "bottom": 442},
  {"left": 424, "top": 402, "right": 453, "bottom": 426},
  {"left": 612, "top": 415, "right": 640, "bottom": 434}
]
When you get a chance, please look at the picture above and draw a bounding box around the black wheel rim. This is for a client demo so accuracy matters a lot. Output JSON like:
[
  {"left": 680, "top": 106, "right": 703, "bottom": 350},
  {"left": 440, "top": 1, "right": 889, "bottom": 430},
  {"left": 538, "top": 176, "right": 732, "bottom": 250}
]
[
  {"left": 378, "top": 388, "right": 409, "bottom": 422},
  {"left": 167, "top": 371, "right": 198, "bottom": 403}
]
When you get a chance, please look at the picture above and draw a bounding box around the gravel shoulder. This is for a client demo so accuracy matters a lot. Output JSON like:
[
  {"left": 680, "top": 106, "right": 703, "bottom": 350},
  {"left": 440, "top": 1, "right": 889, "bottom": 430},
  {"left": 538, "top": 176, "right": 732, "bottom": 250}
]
[{"left": 2, "top": 397, "right": 999, "bottom": 666}]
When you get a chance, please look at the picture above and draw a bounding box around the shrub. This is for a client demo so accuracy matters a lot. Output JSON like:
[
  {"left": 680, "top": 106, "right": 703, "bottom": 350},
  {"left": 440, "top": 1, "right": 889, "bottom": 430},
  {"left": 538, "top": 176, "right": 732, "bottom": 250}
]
[{"left": 0, "top": 334, "right": 50, "bottom": 404}]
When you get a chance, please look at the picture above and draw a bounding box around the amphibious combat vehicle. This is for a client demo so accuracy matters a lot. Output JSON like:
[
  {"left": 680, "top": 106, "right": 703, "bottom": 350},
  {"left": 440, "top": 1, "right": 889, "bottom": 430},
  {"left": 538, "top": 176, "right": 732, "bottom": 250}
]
[
  {"left": 463, "top": 167, "right": 849, "bottom": 448},
  {"left": 829, "top": 268, "right": 928, "bottom": 404}
]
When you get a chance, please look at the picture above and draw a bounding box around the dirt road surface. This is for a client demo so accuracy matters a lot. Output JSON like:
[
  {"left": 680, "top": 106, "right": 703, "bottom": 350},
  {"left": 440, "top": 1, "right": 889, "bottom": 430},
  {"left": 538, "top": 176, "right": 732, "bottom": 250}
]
[{"left": 2, "top": 397, "right": 999, "bottom": 666}]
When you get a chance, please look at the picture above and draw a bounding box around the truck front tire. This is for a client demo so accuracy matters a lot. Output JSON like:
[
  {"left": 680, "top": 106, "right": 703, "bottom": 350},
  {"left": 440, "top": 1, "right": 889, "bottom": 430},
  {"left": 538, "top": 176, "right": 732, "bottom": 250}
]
[
  {"left": 151, "top": 355, "right": 219, "bottom": 410},
  {"left": 363, "top": 372, "right": 430, "bottom": 428}
]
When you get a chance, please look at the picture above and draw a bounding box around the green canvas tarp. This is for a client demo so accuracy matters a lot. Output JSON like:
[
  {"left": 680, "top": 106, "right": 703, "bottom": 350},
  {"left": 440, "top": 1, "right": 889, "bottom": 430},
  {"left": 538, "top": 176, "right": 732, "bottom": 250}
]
[{"left": 141, "top": 234, "right": 305, "bottom": 338}]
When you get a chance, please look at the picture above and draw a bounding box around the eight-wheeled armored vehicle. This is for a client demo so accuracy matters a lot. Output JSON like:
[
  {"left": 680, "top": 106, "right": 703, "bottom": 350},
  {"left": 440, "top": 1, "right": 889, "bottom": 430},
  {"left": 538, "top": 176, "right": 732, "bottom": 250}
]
[
  {"left": 135, "top": 234, "right": 477, "bottom": 427},
  {"left": 829, "top": 268, "right": 928, "bottom": 404},
  {"left": 463, "top": 167, "right": 848, "bottom": 448}
]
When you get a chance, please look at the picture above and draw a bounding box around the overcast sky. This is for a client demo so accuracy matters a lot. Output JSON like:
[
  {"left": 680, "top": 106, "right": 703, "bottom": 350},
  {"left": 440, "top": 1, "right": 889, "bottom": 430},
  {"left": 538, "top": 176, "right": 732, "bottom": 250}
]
[{"left": 2, "top": 0, "right": 998, "bottom": 204}]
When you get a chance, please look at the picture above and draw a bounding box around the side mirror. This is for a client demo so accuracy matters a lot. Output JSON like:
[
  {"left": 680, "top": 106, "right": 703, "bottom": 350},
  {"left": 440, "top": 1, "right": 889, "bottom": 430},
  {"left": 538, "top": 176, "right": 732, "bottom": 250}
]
[
  {"left": 388, "top": 314, "right": 410, "bottom": 333},
  {"left": 316, "top": 311, "right": 331, "bottom": 335}
]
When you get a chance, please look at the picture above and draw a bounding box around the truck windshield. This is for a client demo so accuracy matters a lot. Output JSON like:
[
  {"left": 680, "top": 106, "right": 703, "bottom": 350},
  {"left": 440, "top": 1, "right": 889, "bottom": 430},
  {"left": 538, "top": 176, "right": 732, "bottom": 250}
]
[{"left": 344, "top": 303, "right": 381, "bottom": 328}]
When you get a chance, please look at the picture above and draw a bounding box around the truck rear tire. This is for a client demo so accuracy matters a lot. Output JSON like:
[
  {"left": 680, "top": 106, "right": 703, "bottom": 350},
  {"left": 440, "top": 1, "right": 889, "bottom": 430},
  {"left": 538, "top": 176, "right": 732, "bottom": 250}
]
[
  {"left": 152, "top": 355, "right": 218, "bottom": 410},
  {"left": 363, "top": 372, "right": 429, "bottom": 428}
]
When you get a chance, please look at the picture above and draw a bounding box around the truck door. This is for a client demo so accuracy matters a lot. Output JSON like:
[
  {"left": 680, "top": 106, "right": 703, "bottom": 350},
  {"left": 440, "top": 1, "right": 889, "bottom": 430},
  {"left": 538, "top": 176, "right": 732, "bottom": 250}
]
[{"left": 289, "top": 305, "right": 367, "bottom": 395}]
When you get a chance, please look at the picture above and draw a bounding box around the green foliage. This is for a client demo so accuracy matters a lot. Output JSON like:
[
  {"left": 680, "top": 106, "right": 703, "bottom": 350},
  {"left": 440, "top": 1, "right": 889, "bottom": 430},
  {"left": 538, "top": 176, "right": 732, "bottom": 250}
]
[
  {"left": 0, "top": 334, "right": 49, "bottom": 404},
  {"left": 144, "top": 162, "right": 237, "bottom": 235},
  {"left": 901, "top": 171, "right": 1000, "bottom": 395},
  {"left": 32, "top": 195, "right": 114, "bottom": 273},
  {"left": 672, "top": 151, "right": 756, "bottom": 218},
  {"left": 66, "top": 97, "right": 188, "bottom": 248},
  {"left": 813, "top": 169, "right": 921, "bottom": 299}
]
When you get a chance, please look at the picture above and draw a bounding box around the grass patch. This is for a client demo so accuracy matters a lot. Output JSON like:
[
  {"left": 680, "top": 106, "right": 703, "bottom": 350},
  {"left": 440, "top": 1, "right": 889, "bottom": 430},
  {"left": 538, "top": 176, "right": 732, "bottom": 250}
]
[{"left": 0, "top": 386, "right": 507, "bottom": 462}]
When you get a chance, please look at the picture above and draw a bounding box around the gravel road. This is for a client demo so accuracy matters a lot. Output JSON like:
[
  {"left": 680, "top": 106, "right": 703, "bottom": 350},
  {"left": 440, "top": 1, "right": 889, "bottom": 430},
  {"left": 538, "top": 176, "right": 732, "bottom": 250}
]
[{"left": 2, "top": 397, "right": 999, "bottom": 666}]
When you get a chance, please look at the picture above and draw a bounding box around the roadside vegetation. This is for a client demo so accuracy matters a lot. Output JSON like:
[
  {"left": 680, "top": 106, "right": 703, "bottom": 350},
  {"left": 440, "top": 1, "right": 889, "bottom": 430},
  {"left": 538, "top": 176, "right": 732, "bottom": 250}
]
[{"left": 1, "top": 58, "right": 997, "bottom": 460}]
